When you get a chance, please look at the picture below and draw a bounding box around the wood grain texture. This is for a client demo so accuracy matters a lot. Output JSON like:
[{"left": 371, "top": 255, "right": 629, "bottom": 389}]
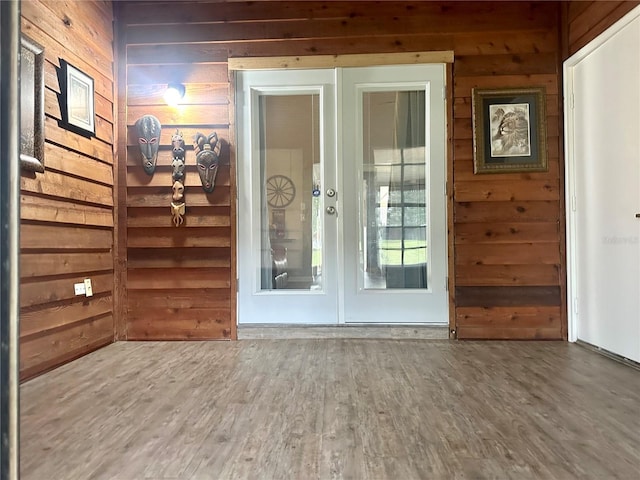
[
  {"left": 455, "top": 286, "right": 561, "bottom": 307},
  {"left": 228, "top": 50, "right": 453, "bottom": 70},
  {"left": 456, "top": 243, "right": 561, "bottom": 265},
  {"left": 116, "top": 1, "right": 568, "bottom": 340},
  {"left": 20, "top": 194, "right": 113, "bottom": 227},
  {"left": 120, "top": 3, "right": 234, "bottom": 341},
  {"left": 568, "top": 1, "right": 640, "bottom": 55},
  {"left": 21, "top": 273, "right": 113, "bottom": 309},
  {"left": 19, "top": 0, "right": 115, "bottom": 378},
  {"left": 454, "top": 222, "right": 559, "bottom": 244},
  {"left": 20, "top": 341, "right": 640, "bottom": 478}
]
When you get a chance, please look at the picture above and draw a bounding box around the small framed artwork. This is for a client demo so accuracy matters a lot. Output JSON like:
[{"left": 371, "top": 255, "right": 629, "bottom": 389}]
[
  {"left": 60, "top": 60, "right": 95, "bottom": 137},
  {"left": 20, "top": 35, "right": 45, "bottom": 173},
  {"left": 471, "top": 87, "right": 547, "bottom": 174}
]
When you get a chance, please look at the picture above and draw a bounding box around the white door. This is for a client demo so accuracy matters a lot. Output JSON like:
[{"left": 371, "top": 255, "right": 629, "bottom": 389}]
[
  {"left": 565, "top": 7, "right": 640, "bottom": 362},
  {"left": 340, "top": 65, "right": 448, "bottom": 323},
  {"left": 237, "top": 65, "right": 448, "bottom": 325},
  {"left": 237, "top": 69, "right": 339, "bottom": 324}
]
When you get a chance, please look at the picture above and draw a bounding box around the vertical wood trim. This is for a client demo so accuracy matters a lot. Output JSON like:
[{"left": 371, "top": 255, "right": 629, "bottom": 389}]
[
  {"left": 228, "top": 67, "right": 238, "bottom": 341},
  {"left": 558, "top": 2, "right": 569, "bottom": 340},
  {"left": 446, "top": 63, "right": 456, "bottom": 338},
  {"left": 114, "top": 2, "right": 128, "bottom": 340}
]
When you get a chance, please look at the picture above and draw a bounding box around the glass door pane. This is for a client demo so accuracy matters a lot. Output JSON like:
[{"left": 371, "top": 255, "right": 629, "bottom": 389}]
[
  {"left": 341, "top": 64, "right": 448, "bottom": 324},
  {"left": 258, "top": 94, "right": 322, "bottom": 291},
  {"left": 362, "top": 91, "right": 428, "bottom": 289}
]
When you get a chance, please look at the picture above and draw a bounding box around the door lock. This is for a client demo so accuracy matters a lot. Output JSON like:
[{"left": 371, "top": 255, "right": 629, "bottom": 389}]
[
  {"left": 326, "top": 188, "right": 336, "bottom": 198},
  {"left": 326, "top": 206, "right": 336, "bottom": 215}
]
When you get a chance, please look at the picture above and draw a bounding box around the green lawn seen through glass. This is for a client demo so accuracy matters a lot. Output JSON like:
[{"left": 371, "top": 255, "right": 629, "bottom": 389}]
[
  {"left": 380, "top": 240, "right": 427, "bottom": 265},
  {"left": 312, "top": 241, "right": 426, "bottom": 267}
]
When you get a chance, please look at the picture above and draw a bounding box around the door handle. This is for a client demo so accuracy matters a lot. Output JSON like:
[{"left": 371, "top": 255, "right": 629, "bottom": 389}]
[
  {"left": 636, "top": 213, "right": 640, "bottom": 218},
  {"left": 326, "top": 206, "right": 336, "bottom": 215}
]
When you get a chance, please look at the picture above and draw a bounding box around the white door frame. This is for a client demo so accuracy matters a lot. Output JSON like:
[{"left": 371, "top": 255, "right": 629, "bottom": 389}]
[
  {"left": 228, "top": 50, "right": 454, "bottom": 325},
  {"left": 563, "top": 5, "right": 640, "bottom": 343},
  {"left": 236, "top": 69, "right": 339, "bottom": 325},
  {"left": 339, "top": 64, "right": 449, "bottom": 324}
]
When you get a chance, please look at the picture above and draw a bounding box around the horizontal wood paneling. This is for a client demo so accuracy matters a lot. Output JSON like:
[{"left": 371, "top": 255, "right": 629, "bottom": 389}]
[
  {"left": 127, "top": 289, "right": 231, "bottom": 309},
  {"left": 20, "top": 0, "right": 115, "bottom": 379},
  {"left": 21, "top": 273, "right": 113, "bottom": 309},
  {"left": 21, "top": 296, "right": 113, "bottom": 338},
  {"left": 119, "top": 0, "right": 235, "bottom": 340},
  {"left": 454, "top": 222, "right": 559, "bottom": 244},
  {"left": 125, "top": 128, "right": 231, "bottom": 149},
  {"left": 127, "top": 247, "right": 231, "bottom": 268},
  {"left": 455, "top": 304, "right": 563, "bottom": 338},
  {"left": 125, "top": 312, "right": 231, "bottom": 340},
  {"left": 455, "top": 326, "right": 562, "bottom": 340},
  {"left": 456, "top": 306, "right": 561, "bottom": 327},
  {"left": 455, "top": 243, "right": 561, "bottom": 265},
  {"left": 126, "top": 207, "right": 231, "bottom": 228},
  {"left": 116, "top": 1, "right": 567, "bottom": 340},
  {"left": 455, "top": 264, "right": 560, "bottom": 286},
  {"left": 19, "top": 315, "right": 113, "bottom": 381},
  {"left": 567, "top": 1, "right": 640, "bottom": 55},
  {"left": 21, "top": 194, "right": 113, "bottom": 227},
  {"left": 455, "top": 286, "right": 562, "bottom": 307},
  {"left": 21, "top": 252, "right": 113, "bottom": 278},
  {"left": 455, "top": 201, "right": 561, "bottom": 223},
  {"left": 126, "top": 188, "right": 231, "bottom": 208}
]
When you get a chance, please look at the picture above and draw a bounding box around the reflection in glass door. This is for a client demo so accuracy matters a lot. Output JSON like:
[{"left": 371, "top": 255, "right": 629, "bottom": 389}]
[
  {"left": 237, "top": 69, "right": 339, "bottom": 325},
  {"left": 257, "top": 95, "right": 323, "bottom": 292},
  {"left": 341, "top": 65, "right": 448, "bottom": 324},
  {"left": 362, "top": 91, "right": 429, "bottom": 290}
]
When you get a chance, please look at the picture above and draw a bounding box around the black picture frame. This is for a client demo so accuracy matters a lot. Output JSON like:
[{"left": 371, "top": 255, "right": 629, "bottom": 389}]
[
  {"left": 472, "top": 87, "right": 548, "bottom": 174},
  {"left": 60, "top": 60, "right": 95, "bottom": 137},
  {"left": 20, "top": 34, "right": 45, "bottom": 173}
]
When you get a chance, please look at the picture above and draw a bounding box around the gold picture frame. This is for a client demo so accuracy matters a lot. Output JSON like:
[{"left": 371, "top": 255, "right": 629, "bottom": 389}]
[{"left": 472, "top": 87, "right": 548, "bottom": 174}]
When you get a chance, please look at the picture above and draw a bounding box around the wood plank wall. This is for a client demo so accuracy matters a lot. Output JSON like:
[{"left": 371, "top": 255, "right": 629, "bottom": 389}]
[
  {"left": 19, "top": 0, "right": 115, "bottom": 379},
  {"left": 116, "top": 3, "right": 235, "bottom": 341},
  {"left": 567, "top": 1, "right": 640, "bottom": 55},
  {"left": 116, "top": 1, "right": 564, "bottom": 340}
]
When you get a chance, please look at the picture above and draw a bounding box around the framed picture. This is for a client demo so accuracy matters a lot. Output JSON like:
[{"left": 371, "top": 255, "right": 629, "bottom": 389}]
[
  {"left": 60, "top": 60, "right": 95, "bottom": 137},
  {"left": 471, "top": 87, "right": 547, "bottom": 174},
  {"left": 20, "top": 35, "right": 45, "bottom": 173}
]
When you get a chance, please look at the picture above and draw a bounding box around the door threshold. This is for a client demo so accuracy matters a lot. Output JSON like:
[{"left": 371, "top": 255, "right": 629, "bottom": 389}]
[{"left": 237, "top": 324, "right": 449, "bottom": 340}]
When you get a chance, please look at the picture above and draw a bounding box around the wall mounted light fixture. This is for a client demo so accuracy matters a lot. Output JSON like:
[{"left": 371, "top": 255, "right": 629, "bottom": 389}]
[{"left": 164, "top": 82, "right": 185, "bottom": 106}]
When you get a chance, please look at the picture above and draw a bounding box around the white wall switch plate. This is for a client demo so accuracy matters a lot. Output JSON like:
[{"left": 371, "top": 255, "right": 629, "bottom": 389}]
[
  {"left": 84, "top": 278, "right": 93, "bottom": 297},
  {"left": 74, "top": 282, "right": 86, "bottom": 295}
]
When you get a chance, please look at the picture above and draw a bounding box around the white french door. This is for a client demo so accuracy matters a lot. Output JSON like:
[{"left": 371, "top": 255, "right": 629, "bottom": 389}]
[{"left": 237, "top": 64, "right": 448, "bottom": 325}]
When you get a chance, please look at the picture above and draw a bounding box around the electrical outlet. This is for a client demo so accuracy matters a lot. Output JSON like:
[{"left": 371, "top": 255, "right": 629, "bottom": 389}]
[
  {"left": 74, "top": 282, "right": 86, "bottom": 296},
  {"left": 84, "top": 278, "right": 93, "bottom": 297}
]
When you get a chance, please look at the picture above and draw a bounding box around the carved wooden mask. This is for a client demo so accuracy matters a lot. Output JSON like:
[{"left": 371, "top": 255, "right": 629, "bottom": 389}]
[
  {"left": 194, "top": 132, "right": 221, "bottom": 193},
  {"left": 172, "top": 180, "right": 184, "bottom": 202},
  {"left": 134, "top": 115, "right": 161, "bottom": 175},
  {"left": 171, "top": 130, "right": 186, "bottom": 181}
]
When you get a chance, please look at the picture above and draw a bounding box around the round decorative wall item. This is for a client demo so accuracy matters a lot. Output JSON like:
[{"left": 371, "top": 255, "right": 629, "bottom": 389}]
[{"left": 266, "top": 174, "right": 296, "bottom": 208}]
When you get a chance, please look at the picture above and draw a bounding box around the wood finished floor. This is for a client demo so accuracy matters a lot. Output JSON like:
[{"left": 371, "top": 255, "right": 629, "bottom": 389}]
[{"left": 21, "top": 340, "right": 640, "bottom": 480}]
